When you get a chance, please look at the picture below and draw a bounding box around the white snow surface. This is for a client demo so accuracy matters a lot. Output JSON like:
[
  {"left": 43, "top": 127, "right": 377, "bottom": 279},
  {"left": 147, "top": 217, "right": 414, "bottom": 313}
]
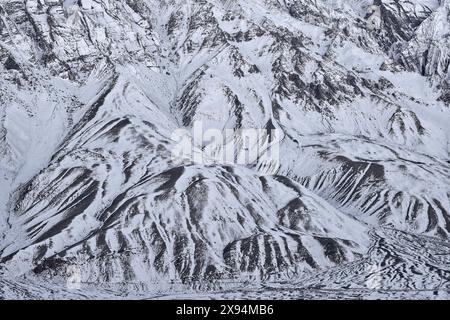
[{"left": 0, "top": 0, "right": 449, "bottom": 299}]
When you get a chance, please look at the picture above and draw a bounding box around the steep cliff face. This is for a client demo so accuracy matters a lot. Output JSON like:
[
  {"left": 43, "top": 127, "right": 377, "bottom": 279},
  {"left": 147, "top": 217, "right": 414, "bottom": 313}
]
[
  {"left": 392, "top": 0, "right": 450, "bottom": 101},
  {"left": 0, "top": 0, "right": 449, "bottom": 298}
]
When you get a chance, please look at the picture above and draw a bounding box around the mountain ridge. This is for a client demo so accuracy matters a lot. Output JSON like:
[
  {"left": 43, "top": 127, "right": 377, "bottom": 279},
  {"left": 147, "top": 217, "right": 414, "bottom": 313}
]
[{"left": 0, "top": 0, "right": 449, "bottom": 299}]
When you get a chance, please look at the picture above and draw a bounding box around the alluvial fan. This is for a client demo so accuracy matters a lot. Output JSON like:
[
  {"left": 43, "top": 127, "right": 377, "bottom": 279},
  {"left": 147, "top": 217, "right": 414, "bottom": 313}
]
[{"left": 0, "top": 0, "right": 449, "bottom": 299}]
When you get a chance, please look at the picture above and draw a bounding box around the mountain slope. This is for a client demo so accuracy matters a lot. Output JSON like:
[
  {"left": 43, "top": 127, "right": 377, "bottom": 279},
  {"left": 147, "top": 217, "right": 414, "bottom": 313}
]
[{"left": 0, "top": 0, "right": 449, "bottom": 298}]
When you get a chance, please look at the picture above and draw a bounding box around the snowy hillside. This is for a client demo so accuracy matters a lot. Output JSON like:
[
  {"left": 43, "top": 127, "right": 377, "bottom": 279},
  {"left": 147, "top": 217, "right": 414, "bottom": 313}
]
[{"left": 0, "top": 0, "right": 449, "bottom": 299}]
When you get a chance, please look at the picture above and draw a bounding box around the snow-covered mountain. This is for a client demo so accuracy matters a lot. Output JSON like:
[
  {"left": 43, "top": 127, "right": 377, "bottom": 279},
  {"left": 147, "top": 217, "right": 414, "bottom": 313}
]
[{"left": 0, "top": 0, "right": 449, "bottom": 299}]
